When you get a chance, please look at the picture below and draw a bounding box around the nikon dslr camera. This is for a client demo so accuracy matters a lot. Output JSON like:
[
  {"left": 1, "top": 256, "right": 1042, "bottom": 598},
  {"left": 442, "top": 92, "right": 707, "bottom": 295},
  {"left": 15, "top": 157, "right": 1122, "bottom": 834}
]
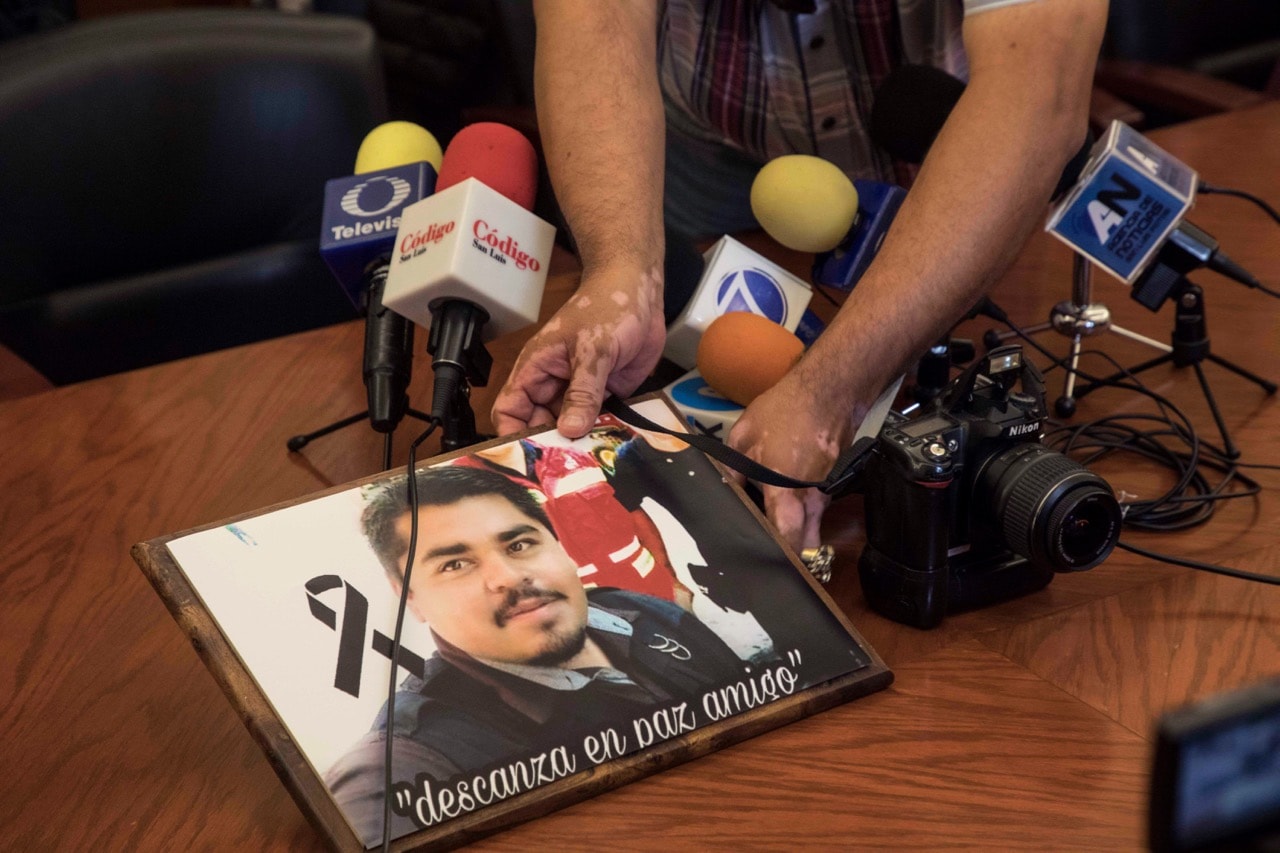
[{"left": 856, "top": 345, "right": 1122, "bottom": 629}]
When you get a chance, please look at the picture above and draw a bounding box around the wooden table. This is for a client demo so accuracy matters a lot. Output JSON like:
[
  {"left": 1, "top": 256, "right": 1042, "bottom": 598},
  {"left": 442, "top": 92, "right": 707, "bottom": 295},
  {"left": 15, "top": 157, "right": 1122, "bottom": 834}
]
[{"left": 3, "top": 104, "right": 1279, "bottom": 851}]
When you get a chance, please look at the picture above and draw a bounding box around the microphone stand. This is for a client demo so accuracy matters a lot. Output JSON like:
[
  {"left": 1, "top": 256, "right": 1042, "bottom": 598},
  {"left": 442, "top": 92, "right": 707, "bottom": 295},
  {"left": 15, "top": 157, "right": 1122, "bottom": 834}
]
[
  {"left": 287, "top": 409, "right": 433, "bottom": 472},
  {"left": 428, "top": 299, "right": 495, "bottom": 454},
  {"left": 288, "top": 267, "right": 431, "bottom": 472},
  {"left": 985, "top": 254, "right": 1172, "bottom": 417},
  {"left": 910, "top": 336, "right": 975, "bottom": 407},
  {"left": 1067, "top": 261, "right": 1276, "bottom": 459}
]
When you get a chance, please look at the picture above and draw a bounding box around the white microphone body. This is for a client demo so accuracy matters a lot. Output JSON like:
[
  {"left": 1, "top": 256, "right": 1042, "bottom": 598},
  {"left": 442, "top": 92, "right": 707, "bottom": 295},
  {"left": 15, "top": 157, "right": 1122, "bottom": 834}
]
[
  {"left": 663, "top": 235, "right": 814, "bottom": 370},
  {"left": 384, "top": 177, "right": 555, "bottom": 338}
]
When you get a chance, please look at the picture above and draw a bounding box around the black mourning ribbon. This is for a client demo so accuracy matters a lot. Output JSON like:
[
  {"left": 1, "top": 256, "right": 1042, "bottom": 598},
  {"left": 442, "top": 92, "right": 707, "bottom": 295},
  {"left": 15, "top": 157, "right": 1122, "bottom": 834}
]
[{"left": 602, "top": 396, "right": 875, "bottom": 500}]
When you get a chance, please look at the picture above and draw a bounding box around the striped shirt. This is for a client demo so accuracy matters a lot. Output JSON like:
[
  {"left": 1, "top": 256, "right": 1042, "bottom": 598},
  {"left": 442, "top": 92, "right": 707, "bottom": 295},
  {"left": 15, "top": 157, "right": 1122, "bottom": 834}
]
[{"left": 658, "top": 0, "right": 1040, "bottom": 185}]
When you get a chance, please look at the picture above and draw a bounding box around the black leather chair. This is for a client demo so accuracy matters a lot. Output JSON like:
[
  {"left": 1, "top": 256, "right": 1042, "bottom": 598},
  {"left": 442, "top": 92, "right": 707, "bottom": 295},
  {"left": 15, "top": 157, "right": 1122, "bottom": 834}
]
[{"left": 0, "top": 9, "right": 388, "bottom": 385}]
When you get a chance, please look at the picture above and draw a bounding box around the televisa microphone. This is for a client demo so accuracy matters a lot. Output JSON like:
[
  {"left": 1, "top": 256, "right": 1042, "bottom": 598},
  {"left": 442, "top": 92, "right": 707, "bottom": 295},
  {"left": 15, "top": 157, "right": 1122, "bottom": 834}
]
[
  {"left": 382, "top": 122, "right": 555, "bottom": 423},
  {"left": 318, "top": 121, "right": 443, "bottom": 433}
]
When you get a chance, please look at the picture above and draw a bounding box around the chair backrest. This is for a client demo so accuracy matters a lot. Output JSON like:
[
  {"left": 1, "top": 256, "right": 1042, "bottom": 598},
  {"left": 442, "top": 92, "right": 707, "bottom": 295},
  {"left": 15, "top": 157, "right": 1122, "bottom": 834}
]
[{"left": 0, "top": 9, "right": 388, "bottom": 384}]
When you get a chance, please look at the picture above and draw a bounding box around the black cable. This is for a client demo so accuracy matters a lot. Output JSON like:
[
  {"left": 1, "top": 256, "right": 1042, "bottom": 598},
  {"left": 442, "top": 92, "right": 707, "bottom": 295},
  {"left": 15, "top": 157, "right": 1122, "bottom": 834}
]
[
  {"left": 1196, "top": 182, "right": 1280, "bottom": 298},
  {"left": 1199, "top": 181, "right": 1280, "bottom": 226},
  {"left": 382, "top": 417, "right": 440, "bottom": 853},
  {"left": 1252, "top": 281, "right": 1280, "bottom": 300},
  {"left": 1231, "top": 459, "right": 1280, "bottom": 472},
  {"left": 811, "top": 282, "right": 843, "bottom": 309},
  {"left": 992, "top": 312, "right": 1267, "bottom": 553},
  {"left": 998, "top": 324, "right": 1227, "bottom": 528},
  {"left": 1116, "top": 540, "right": 1280, "bottom": 585}
]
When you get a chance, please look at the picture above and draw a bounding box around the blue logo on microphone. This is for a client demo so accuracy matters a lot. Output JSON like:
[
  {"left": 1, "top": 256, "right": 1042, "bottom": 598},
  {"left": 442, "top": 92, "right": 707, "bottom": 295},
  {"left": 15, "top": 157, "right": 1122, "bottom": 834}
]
[
  {"left": 670, "top": 376, "right": 742, "bottom": 412},
  {"left": 715, "top": 268, "right": 789, "bottom": 324},
  {"left": 340, "top": 175, "right": 413, "bottom": 218}
]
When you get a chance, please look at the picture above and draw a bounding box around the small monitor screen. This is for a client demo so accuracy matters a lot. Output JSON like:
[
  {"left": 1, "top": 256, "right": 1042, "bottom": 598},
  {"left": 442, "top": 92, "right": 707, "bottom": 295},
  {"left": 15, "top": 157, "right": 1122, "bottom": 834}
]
[{"left": 1173, "top": 709, "right": 1280, "bottom": 848}]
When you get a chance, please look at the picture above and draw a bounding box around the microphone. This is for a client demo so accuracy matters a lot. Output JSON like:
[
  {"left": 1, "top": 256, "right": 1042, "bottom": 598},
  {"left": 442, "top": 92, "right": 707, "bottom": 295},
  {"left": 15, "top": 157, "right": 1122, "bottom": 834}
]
[
  {"left": 750, "top": 154, "right": 859, "bottom": 253},
  {"left": 661, "top": 313, "right": 803, "bottom": 438},
  {"left": 1047, "top": 120, "right": 1260, "bottom": 305},
  {"left": 868, "top": 67, "right": 1256, "bottom": 304},
  {"left": 869, "top": 64, "right": 966, "bottom": 165},
  {"left": 664, "top": 157, "right": 866, "bottom": 375},
  {"left": 681, "top": 309, "right": 904, "bottom": 455},
  {"left": 662, "top": 235, "right": 817, "bottom": 370},
  {"left": 697, "top": 312, "right": 803, "bottom": 406},
  {"left": 383, "top": 123, "right": 555, "bottom": 423},
  {"left": 750, "top": 152, "right": 907, "bottom": 293},
  {"left": 319, "top": 121, "right": 442, "bottom": 433},
  {"left": 870, "top": 63, "right": 1092, "bottom": 201}
]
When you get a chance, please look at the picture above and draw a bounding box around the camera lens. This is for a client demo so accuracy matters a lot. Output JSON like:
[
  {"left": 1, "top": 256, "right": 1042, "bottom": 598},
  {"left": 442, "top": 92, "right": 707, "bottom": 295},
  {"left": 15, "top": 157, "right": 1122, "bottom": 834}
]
[{"left": 980, "top": 443, "right": 1122, "bottom": 572}]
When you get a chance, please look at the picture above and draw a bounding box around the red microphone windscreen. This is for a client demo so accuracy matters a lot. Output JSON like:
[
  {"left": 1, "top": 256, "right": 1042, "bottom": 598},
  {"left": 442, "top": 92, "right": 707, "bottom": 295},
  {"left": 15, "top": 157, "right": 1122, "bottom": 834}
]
[{"left": 436, "top": 122, "right": 539, "bottom": 210}]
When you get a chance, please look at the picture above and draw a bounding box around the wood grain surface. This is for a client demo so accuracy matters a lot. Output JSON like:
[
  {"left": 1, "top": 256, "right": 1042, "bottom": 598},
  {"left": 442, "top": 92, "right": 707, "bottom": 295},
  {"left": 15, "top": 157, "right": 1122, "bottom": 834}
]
[{"left": 3, "top": 105, "right": 1280, "bottom": 851}]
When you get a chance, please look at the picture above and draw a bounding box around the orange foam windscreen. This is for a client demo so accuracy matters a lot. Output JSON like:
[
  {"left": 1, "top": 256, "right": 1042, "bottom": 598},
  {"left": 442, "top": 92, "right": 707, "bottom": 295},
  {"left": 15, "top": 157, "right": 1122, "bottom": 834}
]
[{"left": 696, "top": 312, "right": 804, "bottom": 406}]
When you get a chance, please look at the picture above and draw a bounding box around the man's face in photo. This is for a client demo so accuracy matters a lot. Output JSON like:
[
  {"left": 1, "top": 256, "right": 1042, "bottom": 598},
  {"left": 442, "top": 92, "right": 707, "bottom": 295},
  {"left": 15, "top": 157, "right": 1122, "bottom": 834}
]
[{"left": 395, "top": 495, "right": 590, "bottom": 666}]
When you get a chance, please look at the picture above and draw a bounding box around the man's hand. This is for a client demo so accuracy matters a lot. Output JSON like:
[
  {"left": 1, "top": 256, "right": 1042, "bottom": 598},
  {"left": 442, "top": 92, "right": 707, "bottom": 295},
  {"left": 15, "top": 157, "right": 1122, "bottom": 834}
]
[
  {"left": 726, "top": 370, "right": 855, "bottom": 552},
  {"left": 492, "top": 263, "right": 665, "bottom": 439}
]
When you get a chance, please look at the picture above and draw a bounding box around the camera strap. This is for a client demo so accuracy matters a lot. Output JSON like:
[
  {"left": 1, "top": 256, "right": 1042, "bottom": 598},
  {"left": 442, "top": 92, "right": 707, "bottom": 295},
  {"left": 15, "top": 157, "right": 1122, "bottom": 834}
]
[{"left": 602, "top": 395, "right": 876, "bottom": 496}]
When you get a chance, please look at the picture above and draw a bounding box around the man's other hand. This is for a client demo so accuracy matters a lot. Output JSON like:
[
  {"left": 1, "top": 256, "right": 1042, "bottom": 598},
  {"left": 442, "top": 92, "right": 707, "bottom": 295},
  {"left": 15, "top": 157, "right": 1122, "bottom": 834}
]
[{"left": 726, "top": 371, "right": 854, "bottom": 552}]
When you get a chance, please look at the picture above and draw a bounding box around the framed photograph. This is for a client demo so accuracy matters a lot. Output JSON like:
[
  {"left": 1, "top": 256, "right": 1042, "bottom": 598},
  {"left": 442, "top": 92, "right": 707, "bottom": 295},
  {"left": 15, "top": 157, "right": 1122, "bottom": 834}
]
[{"left": 133, "top": 396, "right": 892, "bottom": 850}]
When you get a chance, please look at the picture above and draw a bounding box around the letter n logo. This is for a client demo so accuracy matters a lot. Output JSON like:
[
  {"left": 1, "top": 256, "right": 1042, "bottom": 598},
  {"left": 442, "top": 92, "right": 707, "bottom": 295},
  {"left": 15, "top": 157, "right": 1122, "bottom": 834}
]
[{"left": 1087, "top": 173, "right": 1140, "bottom": 245}]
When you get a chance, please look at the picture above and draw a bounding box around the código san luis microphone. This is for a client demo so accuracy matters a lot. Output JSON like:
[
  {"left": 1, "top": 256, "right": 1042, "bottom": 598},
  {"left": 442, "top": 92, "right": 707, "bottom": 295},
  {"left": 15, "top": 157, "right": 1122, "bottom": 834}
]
[{"left": 382, "top": 122, "right": 555, "bottom": 446}]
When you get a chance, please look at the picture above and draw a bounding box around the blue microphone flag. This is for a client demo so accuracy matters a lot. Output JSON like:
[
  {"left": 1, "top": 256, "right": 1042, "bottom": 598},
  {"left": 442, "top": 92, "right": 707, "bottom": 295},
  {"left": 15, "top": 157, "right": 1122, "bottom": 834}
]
[
  {"left": 319, "top": 162, "right": 437, "bottom": 305},
  {"left": 1046, "top": 121, "right": 1196, "bottom": 284}
]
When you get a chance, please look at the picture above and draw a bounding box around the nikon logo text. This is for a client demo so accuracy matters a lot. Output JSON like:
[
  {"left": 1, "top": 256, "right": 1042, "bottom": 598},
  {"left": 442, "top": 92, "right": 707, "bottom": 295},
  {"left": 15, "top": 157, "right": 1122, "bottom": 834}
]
[{"left": 1007, "top": 422, "right": 1040, "bottom": 437}]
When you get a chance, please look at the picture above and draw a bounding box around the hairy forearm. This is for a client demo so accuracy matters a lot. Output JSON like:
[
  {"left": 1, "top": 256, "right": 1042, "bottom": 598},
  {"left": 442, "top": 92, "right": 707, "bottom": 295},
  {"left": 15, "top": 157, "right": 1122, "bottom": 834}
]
[
  {"left": 791, "top": 0, "right": 1106, "bottom": 420},
  {"left": 532, "top": 0, "right": 665, "bottom": 282}
]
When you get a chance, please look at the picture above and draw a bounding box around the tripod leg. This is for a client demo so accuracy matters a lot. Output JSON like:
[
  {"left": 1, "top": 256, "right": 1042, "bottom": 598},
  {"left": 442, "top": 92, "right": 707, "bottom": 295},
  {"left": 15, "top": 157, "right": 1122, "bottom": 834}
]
[
  {"left": 1073, "top": 352, "right": 1173, "bottom": 403},
  {"left": 287, "top": 411, "right": 369, "bottom": 452},
  {"left": 1205, "top": 352, "right": 1279, "bottom": 395},
  {"left": 1106, "top": 324, "right": 1173, "bottom": 354},
  {"left": 985, "top": 320, "right": 1052, "bottom": 350},
  {"left": 1055, "top": 334, "right": 1084, "bottom": 417},
  {"left": 1192, "top": 362, "right": 1241, "bottom": 459}
]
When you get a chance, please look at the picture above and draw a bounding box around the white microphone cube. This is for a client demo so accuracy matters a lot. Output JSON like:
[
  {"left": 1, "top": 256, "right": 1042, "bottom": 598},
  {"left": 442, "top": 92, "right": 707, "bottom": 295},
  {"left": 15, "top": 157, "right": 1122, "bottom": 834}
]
[
  {"left": 384, "top": 177, "right": 555, "bottom": 339},
  {"left": 664, "top": 236, "right": 813, "bottom": 370},
  {"left": 1046, "top": 121, "right": 1197, "bottom": 284}
]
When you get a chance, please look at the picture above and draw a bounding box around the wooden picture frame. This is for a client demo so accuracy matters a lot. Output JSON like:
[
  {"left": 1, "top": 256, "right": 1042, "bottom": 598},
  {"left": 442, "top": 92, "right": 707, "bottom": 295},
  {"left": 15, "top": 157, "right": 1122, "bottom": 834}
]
[{"left": 132, "top": 396, "right": 892, "bottom": 851}]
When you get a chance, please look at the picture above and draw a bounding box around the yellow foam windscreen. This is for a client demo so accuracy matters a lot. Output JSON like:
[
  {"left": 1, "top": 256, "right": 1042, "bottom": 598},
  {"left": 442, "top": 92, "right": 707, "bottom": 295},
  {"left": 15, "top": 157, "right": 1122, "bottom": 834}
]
[
  {"left": 750, "top": 154, "right": 858, "bottom": 253},
  {"left": 354, "top": 121, "right": 444, "bottom": 174}
]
